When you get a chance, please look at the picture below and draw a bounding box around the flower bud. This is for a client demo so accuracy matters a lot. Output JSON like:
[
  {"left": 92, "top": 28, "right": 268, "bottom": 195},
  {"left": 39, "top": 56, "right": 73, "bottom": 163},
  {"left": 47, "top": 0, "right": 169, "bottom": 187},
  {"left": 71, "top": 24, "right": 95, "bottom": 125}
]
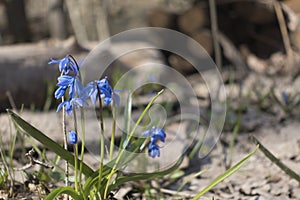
[{"left": 68, "top": 130, "right": 77, "bottom": 145}]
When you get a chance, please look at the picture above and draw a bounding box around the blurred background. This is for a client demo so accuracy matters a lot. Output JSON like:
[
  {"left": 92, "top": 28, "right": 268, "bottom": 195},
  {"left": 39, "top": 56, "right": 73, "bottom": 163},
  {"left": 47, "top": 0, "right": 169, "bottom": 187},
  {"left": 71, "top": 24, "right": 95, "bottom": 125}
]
[{"left": 1, "top": 0, "right": 300, "bottom": 111}]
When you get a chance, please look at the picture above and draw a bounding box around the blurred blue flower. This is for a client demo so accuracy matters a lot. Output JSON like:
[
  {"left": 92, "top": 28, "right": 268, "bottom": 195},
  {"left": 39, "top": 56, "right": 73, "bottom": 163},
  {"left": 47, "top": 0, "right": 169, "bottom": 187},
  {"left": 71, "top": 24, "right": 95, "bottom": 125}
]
[
  {"left": 282, "top": 91, "right": 289, "bottom": 105},
  {"left": 68, "top": 130, "right": 78, "bottom": 145},
  {"left": 142, "top": 127, "right": 166, "bottom": 158},
  {"left": 48, "top": 56, "right": 78, "bottom": 75}
]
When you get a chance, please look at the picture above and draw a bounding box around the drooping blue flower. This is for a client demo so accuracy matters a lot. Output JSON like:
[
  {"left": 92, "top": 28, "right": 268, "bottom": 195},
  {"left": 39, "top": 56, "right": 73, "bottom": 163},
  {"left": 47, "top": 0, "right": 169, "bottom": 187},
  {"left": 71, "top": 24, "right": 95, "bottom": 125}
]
[
  {"left": 49, "top": 56, "right": 78, "bottom": 75},
  {"left": 142, "top": 127, "right": 166, "bottom": 158},
  {"left": 142, "top": 127, "right": 166, "bottom": 143},
  {"left": 151, "top": 128, "right": 166, "bottom": 143},
  {"left": 55, "top": 75, "right": 83, "bottom": 99},
  {"left": 54, "top": 86, "right": 68, "bottom": 99},
  {"left": 50, "top": 55, "right": 90, "bottom": 115},
  {"left": 148, "top": 143, "right": 161, "bottom": 158},
  {"left": 57, "top": 97, "right": 88, "bottom": 115},
  {"left": 68, "top": 130, "right": 78, "bottom": 145},
  {"left": 83, "top": 77, "right": 120, "bottom": 106}
]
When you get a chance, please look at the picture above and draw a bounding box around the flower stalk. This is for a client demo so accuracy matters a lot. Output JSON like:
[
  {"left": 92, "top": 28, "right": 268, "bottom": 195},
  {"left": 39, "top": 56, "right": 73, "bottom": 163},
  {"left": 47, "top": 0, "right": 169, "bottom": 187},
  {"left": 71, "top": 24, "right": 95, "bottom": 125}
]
[
  {"left": 95, "top": 81, "right": 105, "bottom": 194},
  {"left": 104, "top": 89, "right": 164, "bottom": 197}
]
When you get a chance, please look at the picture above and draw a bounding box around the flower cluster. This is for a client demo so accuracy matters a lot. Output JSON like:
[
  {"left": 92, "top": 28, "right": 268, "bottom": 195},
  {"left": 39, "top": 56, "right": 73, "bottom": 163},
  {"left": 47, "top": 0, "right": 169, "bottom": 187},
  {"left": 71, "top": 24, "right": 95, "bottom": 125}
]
[
  {"left": 49, "top": 55, "right": 117, "bottom": 115},
  {"left": 142, "top": 127, "right": 166, "bottom": 158},
  {"left": 49, "top": 55, "right": 165, "bottom": 158}
]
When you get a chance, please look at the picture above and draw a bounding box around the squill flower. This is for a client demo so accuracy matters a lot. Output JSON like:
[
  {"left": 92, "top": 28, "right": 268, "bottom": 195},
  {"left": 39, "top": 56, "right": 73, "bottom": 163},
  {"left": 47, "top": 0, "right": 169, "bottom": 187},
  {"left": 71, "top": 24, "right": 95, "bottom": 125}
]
[
  {"left": 57, "top": 97, "right": 88, "bottom": 115},
  {"left": 142, "top": 127, "right": 166, "bottom": 158},
  {"left": 84, "top": 77, "right": 120, "bottom": 106},
  {"left": 48, "top": 56, "right": 78, "bottom": 75}
]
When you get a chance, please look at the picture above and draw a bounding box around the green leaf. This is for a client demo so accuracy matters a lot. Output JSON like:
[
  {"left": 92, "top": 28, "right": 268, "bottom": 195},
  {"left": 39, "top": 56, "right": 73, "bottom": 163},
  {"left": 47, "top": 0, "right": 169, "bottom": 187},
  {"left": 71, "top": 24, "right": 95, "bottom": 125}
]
[
  {"left": 82, "top": 137, "right": 146, "bottom": 196},
  {"left": 169, "top": 169, "right": 185, "bottom": 180},
  {"left": 7, "top": 109, "right": 94, "bottom": 176},
  {"left": 250, "top": 135, "right": 300, "bottom": 183},
  {"left": 108, "top": 155, "right": 184, "bottom": 192},
  {"left": 50, "top": 171, "right": 65, "bottom": 182},
  {"left": 177, "top": 169, "right": 206, "bottom": 192},
  {"left": 45, "top": 186, "right": 83, "bottom": 200},
  {"left": 0, "top": 168, "right": 7, "bottom": 186},
  {"left": 192, "top": 145, "right": 259, "bottom": 199}
]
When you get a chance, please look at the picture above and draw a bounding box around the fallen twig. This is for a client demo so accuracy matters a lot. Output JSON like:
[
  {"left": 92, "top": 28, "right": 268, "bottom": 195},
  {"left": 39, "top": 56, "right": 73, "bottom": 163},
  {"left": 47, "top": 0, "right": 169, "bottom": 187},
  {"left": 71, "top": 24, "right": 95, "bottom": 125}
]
[{"left": 14, "top": 149, "right": 53, "bottom": 171}]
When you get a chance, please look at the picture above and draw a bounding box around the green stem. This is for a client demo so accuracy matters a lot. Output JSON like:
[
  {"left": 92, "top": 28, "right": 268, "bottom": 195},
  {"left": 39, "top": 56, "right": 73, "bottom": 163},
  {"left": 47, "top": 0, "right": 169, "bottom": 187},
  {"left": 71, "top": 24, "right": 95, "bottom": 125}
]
[
  {"left": 69, "top": 55, "right": 85, "bottom": 190},
  {"left": 79, "top": 107, "right": 85, "bottom": 188},
  {"left": 72, "top": 109, "right": 79, "bottom": 192},
  {"left": 227, "top": 112, "right": 241, "bottom": 168},
  {"left": 109, "top": 93, "right": 117, "bottom": 161},
  {"left": 73, "top": 144, "right": 79, "bottom": 192},
  {"left": 95, "top": 81, "right": 105, "bottom": 196},
  {"left": 62, "top": 96, "right": 69, "bottom": 189},
  {"left": 104, "top": 90, "right": 164, "bottom": 197}
]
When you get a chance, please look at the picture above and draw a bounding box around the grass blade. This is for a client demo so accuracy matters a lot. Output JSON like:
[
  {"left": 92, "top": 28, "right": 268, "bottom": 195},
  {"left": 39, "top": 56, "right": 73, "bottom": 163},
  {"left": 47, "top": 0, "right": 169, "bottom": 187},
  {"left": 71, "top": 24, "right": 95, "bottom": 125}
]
[
  {"left": 45, "top": 186, "right": 83, "bottom": 200},
  {"left": 108, "top": 155, "right": 184, "bottom": 192},
  {"left": 192, "top": 145, "right": 259, "bottom": 199},
  {"left": 7, "top": 109, "right": 94, "bottom": 176},
  {"left": 250, "top": 135, "right": 300, "bottom": 183}
]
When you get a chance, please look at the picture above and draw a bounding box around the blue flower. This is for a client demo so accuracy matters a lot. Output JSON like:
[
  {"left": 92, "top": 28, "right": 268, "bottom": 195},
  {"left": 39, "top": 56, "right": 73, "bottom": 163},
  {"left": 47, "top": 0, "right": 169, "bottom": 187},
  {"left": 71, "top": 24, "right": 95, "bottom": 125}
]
[
  {"left": 84, "top": 77, "right": 120, "bottom": 106},
  {"left": 151, "top": 128, "right": 166, "bottom": 143},
  {"left": 57, "top": 98, "right": 88, "bottom": 115},
  {"left": 142, "top": 127, "right": 166, "bottom": 143},
  {"left": 55, "top": 75, "right": 83, "bottom": 99},
  {"left": 54, "top": 86, "right": 68, "bottom": 99},
  {"left": 142, "top": 127, "right": 166, "bottom": 158},
  {"left": 49, "top": 56, "right": 78, "bottom": 75},
  {"left": 148, "top": 143, "right": 161, "bottom": 158},
  {"left": 68, "top": 130, "right": 77, "bottom": 145}
]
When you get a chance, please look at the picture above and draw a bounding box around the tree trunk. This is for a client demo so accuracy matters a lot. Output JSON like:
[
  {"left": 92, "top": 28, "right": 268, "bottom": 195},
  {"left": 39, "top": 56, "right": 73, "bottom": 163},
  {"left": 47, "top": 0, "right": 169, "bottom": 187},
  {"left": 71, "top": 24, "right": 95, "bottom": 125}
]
[
  {"left": 47, "top": 0, "right": 69, "bottom": 40},
  {"left": 5, "top": 0, "right": 31, "bottom": 43}
]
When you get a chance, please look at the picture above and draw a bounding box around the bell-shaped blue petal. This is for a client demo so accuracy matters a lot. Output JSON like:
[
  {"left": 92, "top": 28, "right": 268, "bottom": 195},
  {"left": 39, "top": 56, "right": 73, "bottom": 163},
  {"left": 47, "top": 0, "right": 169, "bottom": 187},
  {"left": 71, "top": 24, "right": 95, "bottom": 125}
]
[
  {"left": 141, "top": 129, "right": 152, "bottom": 137},
  {"left": 56, "top": 97, "right": 88, "bottom": 115},
  {"left": 57, "top": 75, "right": 74, "bottom": 87},
  {"left": 49, "top": 56, "right": 78, "bottom": 75},
  {"left": 148, "top": 143, "right": 160, "bottom": 158},
  {"left": 113, "top": 90, "right": 122, "bottom": 105},
  {"left": 84, "top": 78, "right": 114, "bottom": 105},
  {"left": 54, "top": 86, "right": 68, "bottom": 99},
  {"left": 141, "top": 126, "right": 166, "bottom": 158},
  {"left": 48, "top": 59, "right": 60, "bottom": 65},
  {"left": 151, "top": 128, "right": 166, "bottom": 143},
  {"left": 72, "top": 97, "right": 88, "bottom": 108},
  {"left": 56, "top": 100, "right": 73, "bottom": 115},
  {"left": 57, "top": 100, "right": 69, "bottom": 112},
  {"left": 75, "top": 78, "right": 85, "bottom": 98}
]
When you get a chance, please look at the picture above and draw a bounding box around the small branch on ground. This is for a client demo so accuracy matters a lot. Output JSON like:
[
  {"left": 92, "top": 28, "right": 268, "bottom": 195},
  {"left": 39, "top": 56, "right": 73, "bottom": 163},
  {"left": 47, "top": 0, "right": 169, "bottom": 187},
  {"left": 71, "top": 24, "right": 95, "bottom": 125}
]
[{"left": 14, "top": 148, "right": 53, "bottom": 171}]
